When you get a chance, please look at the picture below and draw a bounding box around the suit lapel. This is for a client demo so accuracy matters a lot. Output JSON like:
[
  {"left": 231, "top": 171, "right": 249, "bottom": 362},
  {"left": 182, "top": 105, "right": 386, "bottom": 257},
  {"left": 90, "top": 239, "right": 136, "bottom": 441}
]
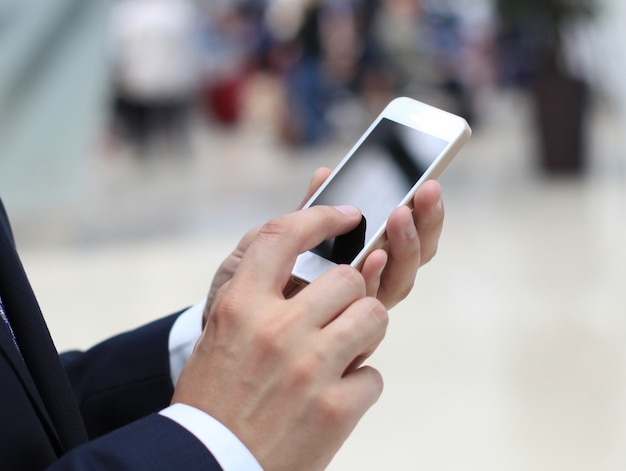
[
  {"left": 0, "top": 320, "right": 65, "bottom": 454},
  {"left": 0, "top": 207, "right": 64, "bottom": 453},
  {"left": 0, "top": 199, "right": 88, "bottom": 453}
]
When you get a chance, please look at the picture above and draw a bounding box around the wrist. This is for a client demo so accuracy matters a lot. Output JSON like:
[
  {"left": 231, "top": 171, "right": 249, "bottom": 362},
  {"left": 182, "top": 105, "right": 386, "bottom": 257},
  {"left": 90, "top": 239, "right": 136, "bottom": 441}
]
[{"left": 160, "top": 404, "right": 263, "bottom": 471}]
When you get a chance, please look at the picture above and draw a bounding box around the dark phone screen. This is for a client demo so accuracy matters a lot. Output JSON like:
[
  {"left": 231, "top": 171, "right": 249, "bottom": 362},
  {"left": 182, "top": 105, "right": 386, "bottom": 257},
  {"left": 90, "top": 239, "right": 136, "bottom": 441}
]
[{"left": 310, "top": 118, "right": 448, "bottom": 263}]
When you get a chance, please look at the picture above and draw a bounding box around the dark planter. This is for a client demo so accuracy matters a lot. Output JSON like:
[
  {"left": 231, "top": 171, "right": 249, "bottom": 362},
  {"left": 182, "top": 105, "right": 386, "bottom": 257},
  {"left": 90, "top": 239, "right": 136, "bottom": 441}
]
[{"left": 532, "top": 73, "right": 589, "bottom": 175}]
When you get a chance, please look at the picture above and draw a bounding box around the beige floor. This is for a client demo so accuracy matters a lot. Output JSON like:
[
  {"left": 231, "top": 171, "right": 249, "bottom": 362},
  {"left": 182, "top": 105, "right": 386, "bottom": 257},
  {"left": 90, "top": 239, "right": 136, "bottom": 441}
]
[{"left": 10, "top": 88, "right": 626, "bottom": 470}]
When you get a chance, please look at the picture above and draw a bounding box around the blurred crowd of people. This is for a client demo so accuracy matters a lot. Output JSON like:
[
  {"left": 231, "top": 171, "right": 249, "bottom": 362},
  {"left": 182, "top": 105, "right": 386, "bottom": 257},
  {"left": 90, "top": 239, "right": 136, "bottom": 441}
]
[{"left": 107, "top": 0, "right": 497, "bottom": 154}]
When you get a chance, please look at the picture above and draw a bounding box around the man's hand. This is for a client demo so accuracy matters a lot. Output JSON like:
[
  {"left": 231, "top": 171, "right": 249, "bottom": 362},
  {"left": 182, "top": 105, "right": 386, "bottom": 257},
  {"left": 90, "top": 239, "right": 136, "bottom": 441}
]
[
  {"left": 296, "top": 168, "right": 444, "bottom": 308},
  {"left": 174, "top": 205, "right": 388, "bottom": 471},
  {"left": 204, "top": 168, "right": 333, "bottom": 314},
  {"left": 361, "top": 178, "right": 444, "bottom": 308},
  {"left": 205, "top": 168, "right": 444, "bottom": 322}
]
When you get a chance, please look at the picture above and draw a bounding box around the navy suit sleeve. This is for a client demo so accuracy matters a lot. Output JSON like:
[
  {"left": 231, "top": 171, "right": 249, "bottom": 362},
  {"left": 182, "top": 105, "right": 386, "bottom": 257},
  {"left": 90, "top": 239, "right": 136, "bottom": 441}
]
[
  {"left": 60, "top": 312, "right": 184, "bottom": 439},
  {"left": 49, "top": 413, "right": 223, "bottom": 470}
]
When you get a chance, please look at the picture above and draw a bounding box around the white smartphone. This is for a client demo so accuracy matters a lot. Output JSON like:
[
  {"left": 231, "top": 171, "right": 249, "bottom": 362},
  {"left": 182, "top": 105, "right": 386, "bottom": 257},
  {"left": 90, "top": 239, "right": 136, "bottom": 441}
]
[{"left": 288, "top": 96, "right": 471, "bottom": 293}]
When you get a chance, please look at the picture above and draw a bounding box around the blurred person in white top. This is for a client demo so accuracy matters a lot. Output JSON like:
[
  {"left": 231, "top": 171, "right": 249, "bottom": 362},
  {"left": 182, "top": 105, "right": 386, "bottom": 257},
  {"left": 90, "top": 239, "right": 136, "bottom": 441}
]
[{"left": 109, "top": 0, "right": 200, "bottom": 156}]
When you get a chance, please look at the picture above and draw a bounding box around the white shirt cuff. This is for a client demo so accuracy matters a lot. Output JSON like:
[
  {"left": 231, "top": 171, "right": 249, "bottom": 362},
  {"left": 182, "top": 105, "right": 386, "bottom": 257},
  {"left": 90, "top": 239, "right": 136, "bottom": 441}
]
[
  {"left": 160, "top": 403, "right": 263, "bottom": 471},
  {"left": 168, "top": 299, "right": 206, "bottom": 386}
]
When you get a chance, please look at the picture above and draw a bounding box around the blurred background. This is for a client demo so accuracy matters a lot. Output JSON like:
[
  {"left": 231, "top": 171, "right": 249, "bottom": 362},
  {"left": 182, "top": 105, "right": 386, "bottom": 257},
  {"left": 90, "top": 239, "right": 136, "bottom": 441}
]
[{"left": 1, "top": 0, "right": 626, "bottom": 469}]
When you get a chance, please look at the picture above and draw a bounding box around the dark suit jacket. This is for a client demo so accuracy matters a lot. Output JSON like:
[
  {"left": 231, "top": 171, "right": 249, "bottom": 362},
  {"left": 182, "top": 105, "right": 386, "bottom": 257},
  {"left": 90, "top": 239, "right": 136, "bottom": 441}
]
[{"left": 0, "top": 200, "right": 222, "bottom": 470}]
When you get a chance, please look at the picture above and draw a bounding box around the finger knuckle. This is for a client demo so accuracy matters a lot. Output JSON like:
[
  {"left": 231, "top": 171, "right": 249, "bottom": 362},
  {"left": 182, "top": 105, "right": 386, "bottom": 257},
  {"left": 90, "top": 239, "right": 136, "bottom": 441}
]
[
  {"left": 334, "top": 265, "right": 365, "bottom": 294},
  {"left": 316, "top": 388, "right": 351, "bottom": 424},
  {"left": 253, "top": 316, "right": 290, "bottom": 356},
  {"left": 367, "top": 366, "right": 385, "bottom": 396},
  {"left": 289, "top": 356, "right": 317, "bottom": 387},
  {"left": 211, "top": 287, "right": 245, "bottom": 326},
  {"left": 398, "top": 279, "right": 415, "bottom": 301},
  {"left": 422, "top": 244, "right": 438, "bottom": 264},
  {"left": 257, "top": 217, "right": 291, "bottom": 241},
  {"left": 364, "top": 297, "right": 389, "bottom": 332}
]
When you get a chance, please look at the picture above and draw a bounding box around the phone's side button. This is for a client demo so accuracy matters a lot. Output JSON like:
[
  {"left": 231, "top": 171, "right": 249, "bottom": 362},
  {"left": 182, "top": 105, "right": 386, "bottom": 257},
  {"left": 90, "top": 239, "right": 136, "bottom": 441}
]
[{"left": 283, "top": 277, "right": 308, "bottom": 299}]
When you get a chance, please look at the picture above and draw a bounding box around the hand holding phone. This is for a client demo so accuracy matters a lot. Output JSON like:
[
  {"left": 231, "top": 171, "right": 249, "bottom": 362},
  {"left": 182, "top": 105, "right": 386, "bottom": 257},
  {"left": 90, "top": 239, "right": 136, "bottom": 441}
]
[{"left": 288, "top": 97, "right": 471, "bottom": 292}]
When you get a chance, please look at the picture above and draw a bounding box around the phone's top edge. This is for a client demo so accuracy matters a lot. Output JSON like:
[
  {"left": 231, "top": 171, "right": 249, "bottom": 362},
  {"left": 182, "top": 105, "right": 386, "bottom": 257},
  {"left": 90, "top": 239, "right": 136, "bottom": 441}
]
[
  {"left": 388, "top": 96, "right": 472, "bottom": 130},
  {"left": 382, "top": 97, "right": 471, "bottom": 142}
]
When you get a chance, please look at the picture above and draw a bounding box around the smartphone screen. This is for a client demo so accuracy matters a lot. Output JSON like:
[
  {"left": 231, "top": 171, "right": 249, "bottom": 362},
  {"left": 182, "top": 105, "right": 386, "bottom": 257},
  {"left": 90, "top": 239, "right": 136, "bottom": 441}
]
[{"left": 309, "top": 118, "right": 448, "bottom": 263}]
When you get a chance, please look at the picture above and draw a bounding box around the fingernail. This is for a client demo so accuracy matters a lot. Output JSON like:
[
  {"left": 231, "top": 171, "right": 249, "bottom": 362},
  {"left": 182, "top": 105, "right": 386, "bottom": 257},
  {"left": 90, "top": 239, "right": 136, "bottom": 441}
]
[
  {"left": 334, "top": 205, "right": 360, "bottom": 218},
  {"left": 376, "top": 259, "right": 387, "bottom": 278},
  {"left": 405, "top": 220, "right": 418, "bottom": 240},
  {"left": 433, "top": 198, "right": 443, "bottom": 213}
]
